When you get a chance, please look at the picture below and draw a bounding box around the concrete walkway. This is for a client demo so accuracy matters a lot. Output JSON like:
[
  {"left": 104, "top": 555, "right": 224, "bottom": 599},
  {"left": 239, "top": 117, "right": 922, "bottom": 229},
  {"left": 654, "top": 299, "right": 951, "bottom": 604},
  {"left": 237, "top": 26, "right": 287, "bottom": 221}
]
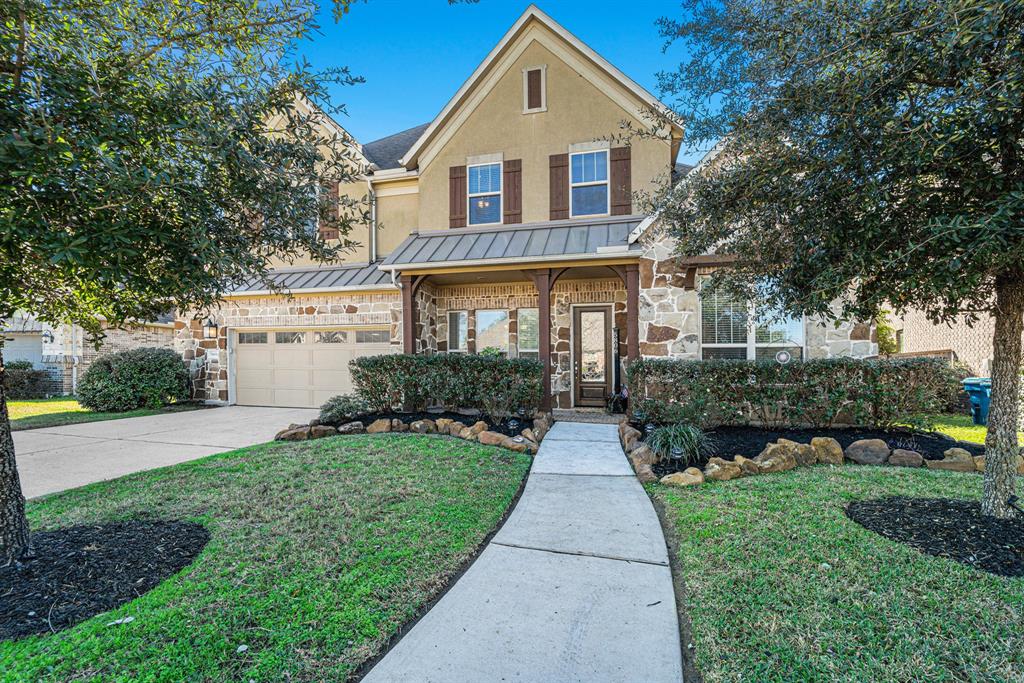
[
  {"left": 13, "top": 405, "right": 318, "bottom": 498},
  {"left": 362, "top": 421, "right": 684, "bottom": 683}
]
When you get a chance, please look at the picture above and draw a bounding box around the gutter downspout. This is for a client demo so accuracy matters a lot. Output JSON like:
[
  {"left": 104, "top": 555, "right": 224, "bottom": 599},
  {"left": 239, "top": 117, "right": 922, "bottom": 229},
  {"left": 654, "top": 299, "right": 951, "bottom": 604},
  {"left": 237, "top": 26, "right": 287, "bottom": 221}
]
[{"left": 366, "top": 177, "right": 377, "bottom": 262}]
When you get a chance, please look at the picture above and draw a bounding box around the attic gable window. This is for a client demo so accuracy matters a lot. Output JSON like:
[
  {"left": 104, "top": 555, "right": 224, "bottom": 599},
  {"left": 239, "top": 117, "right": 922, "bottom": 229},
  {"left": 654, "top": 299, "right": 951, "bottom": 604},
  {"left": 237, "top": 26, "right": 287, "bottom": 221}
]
[
  {"left": 468, "top": 162, "right": 502, "bottom": 225},
  {"left": 522, "top": 65, "right": 547, "bottom": 113}
]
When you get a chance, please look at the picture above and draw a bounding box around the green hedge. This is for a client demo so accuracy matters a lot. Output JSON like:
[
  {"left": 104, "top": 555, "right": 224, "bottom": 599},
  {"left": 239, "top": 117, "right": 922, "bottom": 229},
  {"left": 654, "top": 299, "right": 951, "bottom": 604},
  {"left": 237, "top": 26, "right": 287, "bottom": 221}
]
[
  {"left": 349, "top": 354, "right": 543, "bottom": 418},
  {"left": 626, "top": 357, "right": 959, "bottom": 430},
  {"left": 3, "top": 360, "right": 52, "bottom": 399},
  {"left": 78, "top": 347, "right": 190, "bottom": 412}
]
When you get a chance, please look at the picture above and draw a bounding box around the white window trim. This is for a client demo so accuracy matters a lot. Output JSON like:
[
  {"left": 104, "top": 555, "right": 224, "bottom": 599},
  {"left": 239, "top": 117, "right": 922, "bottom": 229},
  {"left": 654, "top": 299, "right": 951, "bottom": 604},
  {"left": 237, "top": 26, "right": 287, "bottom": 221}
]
[
  {"left": 517, "top": 308, "right": 540, "bottom": 355},
  {"left": 522, "top": 64, "right": 547, "bottom": 114},
  {"left": 467, "top": 161, "right": 503, "bottom": 227},
  {"left": 447, "top": 310, "right": 469, "bottom": 353},
  {"left": 697, "top": 291, "right": 807, "bottom": 360},
  {"left": 568, "top": 149, "right": 610, "bottom": 218}
]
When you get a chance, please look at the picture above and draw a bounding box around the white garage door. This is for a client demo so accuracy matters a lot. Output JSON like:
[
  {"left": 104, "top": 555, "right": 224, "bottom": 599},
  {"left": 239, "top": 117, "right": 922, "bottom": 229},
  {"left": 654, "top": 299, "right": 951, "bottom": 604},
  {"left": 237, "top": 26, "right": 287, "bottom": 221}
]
[
  {"left": 3, "top": 333, "right": 43, "bottom": 367},
  {"left": 233, "top": 328, "right": 394, "bottom": 408}
]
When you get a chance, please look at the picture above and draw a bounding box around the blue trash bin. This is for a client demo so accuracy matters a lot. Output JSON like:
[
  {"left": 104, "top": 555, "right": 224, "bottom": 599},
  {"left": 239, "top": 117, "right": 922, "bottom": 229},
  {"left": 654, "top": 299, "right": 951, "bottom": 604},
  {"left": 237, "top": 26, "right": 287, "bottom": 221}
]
[{"left": 961, "top": 377, "right": 992, "bottom": 426}]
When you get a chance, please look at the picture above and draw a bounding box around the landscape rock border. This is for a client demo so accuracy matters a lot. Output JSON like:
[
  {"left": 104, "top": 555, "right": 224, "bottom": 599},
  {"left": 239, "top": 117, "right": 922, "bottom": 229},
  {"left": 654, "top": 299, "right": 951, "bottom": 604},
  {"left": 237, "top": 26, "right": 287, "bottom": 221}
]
[
  {"left": 618, "top": 418, "right": 1024, "bottom": 488},
  {"left": 275, "top": 412, "right": 553, "bottom": 456}
]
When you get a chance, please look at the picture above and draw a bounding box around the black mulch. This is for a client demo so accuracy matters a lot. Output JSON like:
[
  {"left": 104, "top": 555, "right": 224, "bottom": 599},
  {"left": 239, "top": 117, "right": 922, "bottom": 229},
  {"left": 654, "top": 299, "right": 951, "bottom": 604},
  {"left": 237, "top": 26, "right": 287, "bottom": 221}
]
[
  {"left": 845, "top": 497, "right": 1024, "bottom": 577},
  {"left": 0, "top": 520, "right": 209, "bottom": 642},
  {"left": 356, "top": 410, "right": 524, "bottom": 437},
  {"left": 641, "top": 423, "right": 983, "bottom": 477}
]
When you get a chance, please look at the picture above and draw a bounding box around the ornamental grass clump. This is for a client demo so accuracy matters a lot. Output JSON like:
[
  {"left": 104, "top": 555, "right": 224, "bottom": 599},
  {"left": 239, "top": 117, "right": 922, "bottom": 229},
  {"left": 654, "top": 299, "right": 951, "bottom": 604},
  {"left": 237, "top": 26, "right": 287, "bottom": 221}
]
[{"left": 646, "top": 424, "right": 714, "bottom": 468}]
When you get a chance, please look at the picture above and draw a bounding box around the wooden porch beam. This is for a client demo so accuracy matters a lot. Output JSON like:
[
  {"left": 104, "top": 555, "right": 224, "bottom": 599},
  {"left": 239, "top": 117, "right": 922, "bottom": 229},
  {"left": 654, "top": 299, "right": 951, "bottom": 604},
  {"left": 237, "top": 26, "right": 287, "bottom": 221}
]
[
  {"left": 400, "top": 273, "right": 416, "bottom": 354},
  {"left": 625, "top": 263, "right": 639, "bottom": 362}
]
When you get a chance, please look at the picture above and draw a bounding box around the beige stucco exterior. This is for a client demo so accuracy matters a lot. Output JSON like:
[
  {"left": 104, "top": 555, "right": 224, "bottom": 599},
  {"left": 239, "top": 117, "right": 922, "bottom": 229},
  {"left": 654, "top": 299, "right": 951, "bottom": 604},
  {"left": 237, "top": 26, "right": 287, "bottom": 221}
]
[
  {"left": 414, "top": 27, "right": 674, "bottom": 229},
  {"left": 375, "top": 179, "right": 420, "bottom": 258}
]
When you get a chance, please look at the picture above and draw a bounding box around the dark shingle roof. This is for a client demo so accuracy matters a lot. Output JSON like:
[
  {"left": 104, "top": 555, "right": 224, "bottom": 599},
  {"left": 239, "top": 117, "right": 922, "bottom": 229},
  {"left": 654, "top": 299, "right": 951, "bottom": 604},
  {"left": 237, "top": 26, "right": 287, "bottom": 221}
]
[
  {"left": 230, "top": 262, "right": 393, "bottom": 294},
  {"left": 362, "top": 123, "right": 430, "bottom": 170},
  {"left": 672, "top": 162, "right": 695, "bottom": 185},
  {"left": 380, "top": 216, "right": 644, "bottom": 269}
]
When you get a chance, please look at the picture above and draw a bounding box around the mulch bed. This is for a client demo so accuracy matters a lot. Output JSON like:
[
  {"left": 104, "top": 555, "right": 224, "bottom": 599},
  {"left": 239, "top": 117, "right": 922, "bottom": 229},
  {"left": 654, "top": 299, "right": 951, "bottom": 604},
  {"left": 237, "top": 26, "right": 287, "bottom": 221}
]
[
  {"left": 357, "top": 410, "right": 523, "bottom": 437},
  {"left": 0, "top": 520, "right": 209, "bottom": 642},
  {"left": 845, "top": 497, "right": 1024, "bottom": 577},
  {"left": 642, "top": 424, "right": 982, "bottom": 477}
]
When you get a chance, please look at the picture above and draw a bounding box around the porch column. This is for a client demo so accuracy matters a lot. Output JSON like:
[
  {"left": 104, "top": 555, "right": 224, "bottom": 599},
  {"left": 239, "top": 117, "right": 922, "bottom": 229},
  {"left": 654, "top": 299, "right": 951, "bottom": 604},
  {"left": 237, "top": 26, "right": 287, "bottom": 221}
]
[
  {"left": 400, "top": 274, "right": 415, "bottom": 354},
  {"left": 625, "top": 263, "right": 640, "bottom": 362},
  {"left": 536, "top": 270, "right": 552, "bottom": 412}
]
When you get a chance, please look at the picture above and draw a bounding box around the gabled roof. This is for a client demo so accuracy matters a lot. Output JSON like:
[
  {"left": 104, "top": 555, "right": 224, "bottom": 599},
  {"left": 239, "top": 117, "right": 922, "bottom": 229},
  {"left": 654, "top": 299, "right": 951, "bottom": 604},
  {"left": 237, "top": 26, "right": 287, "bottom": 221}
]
[
  {"left": 363, "top": 123, "right": 430, "bottom": 171},
  {"left": 398, "top": 4, "right": 682, "bottom": 169},
  {"left": 380, "top": 215, "right": 643, "bottom": 271},
  {"left": 228, "top": 262, "right": 394, "bottom": 296}
]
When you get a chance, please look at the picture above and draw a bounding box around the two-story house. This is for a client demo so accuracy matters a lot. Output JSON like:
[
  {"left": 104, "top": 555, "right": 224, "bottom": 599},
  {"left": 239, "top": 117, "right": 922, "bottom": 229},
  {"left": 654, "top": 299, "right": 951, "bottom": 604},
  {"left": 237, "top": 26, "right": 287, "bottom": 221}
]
[{"left": 176, "top": 5, "right": 876, "bottom": 411}]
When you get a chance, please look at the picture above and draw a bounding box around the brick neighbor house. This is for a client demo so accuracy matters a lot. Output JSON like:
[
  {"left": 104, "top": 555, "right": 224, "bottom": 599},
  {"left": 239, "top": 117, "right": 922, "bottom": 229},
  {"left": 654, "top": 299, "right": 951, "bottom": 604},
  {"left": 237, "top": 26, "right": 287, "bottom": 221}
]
[
  {"left": 177, "top": 5, "right": 877, "bottom": 411},
  {"left": 2, "top": 313, "right": 176, "bottom": 395}
]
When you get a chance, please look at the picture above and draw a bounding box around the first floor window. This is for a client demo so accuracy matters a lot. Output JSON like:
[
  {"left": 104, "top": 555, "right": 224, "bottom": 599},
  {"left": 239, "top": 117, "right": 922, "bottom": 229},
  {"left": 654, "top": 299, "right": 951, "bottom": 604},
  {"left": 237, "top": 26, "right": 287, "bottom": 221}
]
[
  {"left": 699, "top": 285, "right": 804, "bottom": 360},
  {"left": 476, "top": 309, "right": 509, "bottom": 354},
  {"left": 517, "top": 308, "right": 539, "bottom": 359},
  {"left": 570, "top": 150, "right": 608, "bottom": 217},
  {"left": 448, "top": 311, "right": 468, "bottom": 352},
  {"left": 468, "top": 162, "right": 501, "bottom": 225}
]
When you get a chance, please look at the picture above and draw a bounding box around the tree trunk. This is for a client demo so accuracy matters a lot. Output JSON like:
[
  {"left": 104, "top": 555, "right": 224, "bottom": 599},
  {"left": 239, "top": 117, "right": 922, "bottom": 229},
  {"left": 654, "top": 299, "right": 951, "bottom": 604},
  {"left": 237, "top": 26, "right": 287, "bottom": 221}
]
[
  {"left": 0, "top": 345, "right": 32, "bottom": 564},
  {"left": 982, "top": 274, "right": 1024, "bottom": 518}
]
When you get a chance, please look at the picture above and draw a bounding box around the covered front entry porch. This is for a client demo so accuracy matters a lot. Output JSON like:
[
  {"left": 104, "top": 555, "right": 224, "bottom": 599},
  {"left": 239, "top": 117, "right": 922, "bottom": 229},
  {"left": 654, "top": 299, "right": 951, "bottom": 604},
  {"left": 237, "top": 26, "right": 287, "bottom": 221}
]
[{"left": 394, "top": 263, "right": 639, "bottom": 410}]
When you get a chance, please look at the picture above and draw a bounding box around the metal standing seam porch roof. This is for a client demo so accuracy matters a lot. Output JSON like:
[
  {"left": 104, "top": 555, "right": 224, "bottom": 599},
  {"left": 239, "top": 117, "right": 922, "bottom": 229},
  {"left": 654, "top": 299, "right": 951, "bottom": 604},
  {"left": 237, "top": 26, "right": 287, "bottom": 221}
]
[
  {"left": 228, "top": 261, "right": 393, "bottom": 295},
  {"left": 379, "top": 215, "right": 645, "bottom": 271}
]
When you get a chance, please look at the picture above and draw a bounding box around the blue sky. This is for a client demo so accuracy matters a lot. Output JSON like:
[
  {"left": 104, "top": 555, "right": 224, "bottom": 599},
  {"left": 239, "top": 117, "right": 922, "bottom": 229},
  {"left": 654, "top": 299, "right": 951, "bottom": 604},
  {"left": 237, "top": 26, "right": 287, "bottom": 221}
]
[{"left": 298, "top": 1, "right": 708, "bottom": 164}]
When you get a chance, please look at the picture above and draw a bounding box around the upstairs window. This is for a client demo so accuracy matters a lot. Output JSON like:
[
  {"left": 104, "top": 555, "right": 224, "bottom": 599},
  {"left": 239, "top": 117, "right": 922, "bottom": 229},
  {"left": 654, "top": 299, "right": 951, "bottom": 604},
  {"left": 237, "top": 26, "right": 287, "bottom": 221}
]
[
  {"left": 468, "top": 163, "right": 502, "bottom": 225},
  {"left": 522, "top": 65, "right": 547, "bottom": 113},
  {"left": 570, "top": 150, "right": 609, "bottom": 217}
]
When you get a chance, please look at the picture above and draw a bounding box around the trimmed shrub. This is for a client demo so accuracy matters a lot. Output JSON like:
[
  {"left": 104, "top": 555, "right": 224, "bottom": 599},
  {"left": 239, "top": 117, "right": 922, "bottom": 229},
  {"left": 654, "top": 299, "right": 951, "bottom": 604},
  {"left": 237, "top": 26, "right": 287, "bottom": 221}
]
[
  {"left": 78, "top": 347, "right": 189, "bottom": 412},
  {"left": 626, "top": 357, "right": 960, "bottom": 430},
  {"left": 318, "top": 394, "right": 367, "bottom": 426},
  {"left": 349, "top": 354, "right": 543, "bottom": 418},
  {"left": 3, "top": 360, "right": 52, "bottom": 399}
]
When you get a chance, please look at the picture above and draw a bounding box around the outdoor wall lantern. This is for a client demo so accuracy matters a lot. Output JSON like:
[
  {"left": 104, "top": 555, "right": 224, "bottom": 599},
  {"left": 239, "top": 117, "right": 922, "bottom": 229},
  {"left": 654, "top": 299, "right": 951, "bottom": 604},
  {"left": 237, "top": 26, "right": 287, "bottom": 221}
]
[
  {"left": 203, "top": 318, "right": 218, "bottom": 339},
  {"left": 41, "top": 330, "right": 55, "bottom": 344}
]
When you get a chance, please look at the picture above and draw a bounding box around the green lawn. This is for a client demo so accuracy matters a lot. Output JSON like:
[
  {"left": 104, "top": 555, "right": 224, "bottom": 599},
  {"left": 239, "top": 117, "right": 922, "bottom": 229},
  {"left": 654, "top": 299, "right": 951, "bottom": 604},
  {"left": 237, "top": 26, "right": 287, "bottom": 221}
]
[
  {"left": 929, "top": 412, "right": 1024, "bottom": 446},
  {"left": 0, "top": 434, "right": 531, "bottom": 682},
  {"left": 653, "top": 467, "right": 1023, "bottom": 683},
  {"left": 8, "top": 397, "right": 201, "bottom": 431}
]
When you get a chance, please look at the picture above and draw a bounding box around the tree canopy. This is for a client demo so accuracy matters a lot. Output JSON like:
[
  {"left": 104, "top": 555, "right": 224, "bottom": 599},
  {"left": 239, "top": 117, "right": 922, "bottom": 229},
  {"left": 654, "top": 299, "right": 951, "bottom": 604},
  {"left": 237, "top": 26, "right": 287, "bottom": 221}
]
[
  {"left": 1, "top": 0, "right": 368, "bottom": 340},
  {"left": 654, "top": 0, "right": 1024, "bottom": 516}
]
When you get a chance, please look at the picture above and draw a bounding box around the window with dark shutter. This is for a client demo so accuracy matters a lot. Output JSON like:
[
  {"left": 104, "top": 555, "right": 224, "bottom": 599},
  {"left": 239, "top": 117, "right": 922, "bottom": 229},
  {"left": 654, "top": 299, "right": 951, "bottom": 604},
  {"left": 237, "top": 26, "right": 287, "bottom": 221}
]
[
  {"left": 503, "top": 159, "right": 522, "bottom": 224},
  {"left": 318, "top": 181, "right": 340, "bottom": 240},
  {"left": 549, "top": 153, "right": 569, "bottom": 220},
  {"left": 449, "top": 165, "right": 467, "bottom": 228},
  {"left": 610, "top": 147, "right": 632, "bottom": 215},
  {"left": 523, "top": 66, "right": 546, "bottom": 113}
]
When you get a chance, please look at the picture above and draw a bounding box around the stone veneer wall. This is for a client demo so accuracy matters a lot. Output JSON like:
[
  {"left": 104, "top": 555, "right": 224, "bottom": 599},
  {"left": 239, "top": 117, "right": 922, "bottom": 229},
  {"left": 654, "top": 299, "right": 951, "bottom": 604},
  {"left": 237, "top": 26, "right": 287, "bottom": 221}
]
[
  {"left": 176, "top": 290, "right": 402, "bottom": 403},
  {"left": 433, "top": 279, "right": 626, "bottom": 408},
  {"left": 638, "top": 239, "right": 878, "bottom": 360}
]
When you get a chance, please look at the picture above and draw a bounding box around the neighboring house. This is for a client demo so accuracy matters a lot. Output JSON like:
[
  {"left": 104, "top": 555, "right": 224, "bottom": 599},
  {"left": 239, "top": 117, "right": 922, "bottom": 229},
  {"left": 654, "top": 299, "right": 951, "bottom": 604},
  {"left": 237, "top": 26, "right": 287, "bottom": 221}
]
[
  {"left": 893, "top": 310, "right": 1008, "bottom": 376},
  {"left": 2, "top": 313, "right": 176, "bottom": 395},
  {"left": 177, "top": 5, "right": 876, "bottom": 410}
]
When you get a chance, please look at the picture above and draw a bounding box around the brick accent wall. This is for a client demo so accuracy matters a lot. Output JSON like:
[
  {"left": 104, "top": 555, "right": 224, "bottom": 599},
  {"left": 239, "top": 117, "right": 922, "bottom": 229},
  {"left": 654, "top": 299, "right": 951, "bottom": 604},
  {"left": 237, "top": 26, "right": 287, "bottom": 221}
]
[
  {"left": 896, "top": 309, "right": 1006, "bottom": 375},
  {"left": 177, "top": 290, "right": 402, "bottom": 403}
]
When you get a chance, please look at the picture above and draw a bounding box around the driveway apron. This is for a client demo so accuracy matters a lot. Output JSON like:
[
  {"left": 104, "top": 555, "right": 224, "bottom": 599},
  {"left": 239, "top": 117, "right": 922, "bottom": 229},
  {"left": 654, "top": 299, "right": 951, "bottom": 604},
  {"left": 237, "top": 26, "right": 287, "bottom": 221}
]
[{"left": 362, "top": 421, "right": 684, "bottom": 683}]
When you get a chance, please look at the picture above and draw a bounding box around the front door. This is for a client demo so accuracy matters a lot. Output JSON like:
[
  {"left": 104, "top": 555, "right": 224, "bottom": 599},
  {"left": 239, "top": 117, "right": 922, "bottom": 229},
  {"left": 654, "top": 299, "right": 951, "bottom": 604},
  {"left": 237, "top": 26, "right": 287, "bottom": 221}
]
[{"left": 573, "top": 306, "right": 612, "bottom": 407}]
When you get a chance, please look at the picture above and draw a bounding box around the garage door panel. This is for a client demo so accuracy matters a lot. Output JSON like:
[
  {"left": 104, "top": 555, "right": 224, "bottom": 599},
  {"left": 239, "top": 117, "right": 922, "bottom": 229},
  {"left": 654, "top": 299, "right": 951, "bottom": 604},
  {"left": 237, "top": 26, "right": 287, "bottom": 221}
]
[
  {"left": 272, "top": 389, "right": 312, "bottom": 408},
  {"left": 234, "top": 328, "right": 390, "bottom": 408}
]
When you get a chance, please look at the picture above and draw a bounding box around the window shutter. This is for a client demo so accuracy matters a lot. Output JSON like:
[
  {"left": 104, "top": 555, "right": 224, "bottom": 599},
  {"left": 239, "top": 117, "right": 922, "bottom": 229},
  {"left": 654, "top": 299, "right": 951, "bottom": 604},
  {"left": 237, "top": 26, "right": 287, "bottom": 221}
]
[
  {"left": 503, "top": 159, "right": 522, "bottom": 224},
  {"left": 610, "top": 146, "right": 632, "bottom": 215},
  {"left": 449, "top": 165, "right": 467, "bottom": 228},
  {"left": 319, "top": 181, "right": 340, "bottom": 240},
  {"left": 549, "top": 153, "right": 569, "bottom": 220},
  {"left": 527, "top": 69, "right": 543, "bottom": 109}
]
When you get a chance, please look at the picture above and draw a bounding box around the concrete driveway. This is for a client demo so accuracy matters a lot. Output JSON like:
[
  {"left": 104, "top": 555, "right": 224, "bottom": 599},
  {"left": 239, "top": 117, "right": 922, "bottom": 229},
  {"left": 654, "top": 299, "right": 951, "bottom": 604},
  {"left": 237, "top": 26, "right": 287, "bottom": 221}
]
[{"left": 13, "top": 405, "right": 318, "bottom": 499}]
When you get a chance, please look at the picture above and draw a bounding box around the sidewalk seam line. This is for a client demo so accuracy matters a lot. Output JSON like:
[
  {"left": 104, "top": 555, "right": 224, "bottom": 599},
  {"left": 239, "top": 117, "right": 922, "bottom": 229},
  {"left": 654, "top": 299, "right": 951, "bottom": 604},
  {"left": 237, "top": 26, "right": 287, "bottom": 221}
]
[{"left": 490, "top": 541, "right": 669, "bottom": 567}]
